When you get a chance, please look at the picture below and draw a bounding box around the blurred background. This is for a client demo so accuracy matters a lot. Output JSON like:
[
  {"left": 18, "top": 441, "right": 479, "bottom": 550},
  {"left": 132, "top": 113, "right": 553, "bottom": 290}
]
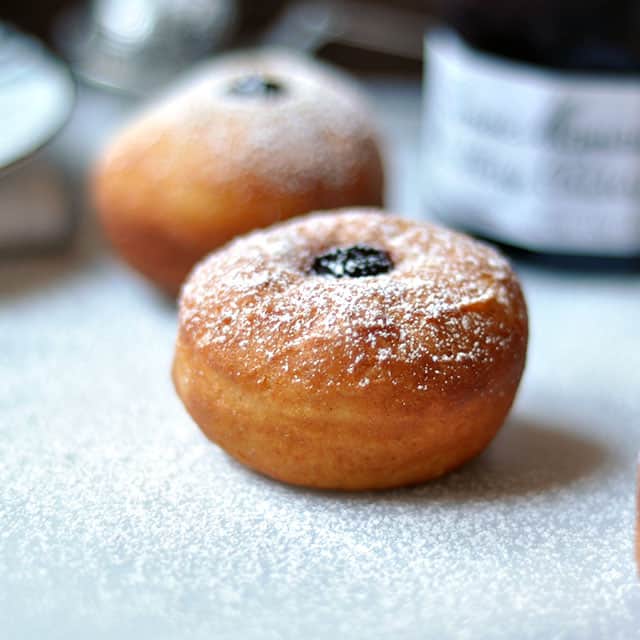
[
  {"left": 3, "top": 0, "right": 433, "bottom": 72},
  {"left": 2, "top": 0, "right": 434, "bottom": 53},
  {"left": 4, "top": 0, "right": 640, "bottom": 261},
  {"left": 1, "top": 0, "right": 435, "bottom": 256}
]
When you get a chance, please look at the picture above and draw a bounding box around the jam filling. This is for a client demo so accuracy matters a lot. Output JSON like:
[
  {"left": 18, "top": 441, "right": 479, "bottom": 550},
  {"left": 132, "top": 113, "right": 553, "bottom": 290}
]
[
  {"left": 228, "top": 74, "right": 284, "bottom": 97},
  {"left": 311, "top": 245, "right": 393, "bottom": 278}
]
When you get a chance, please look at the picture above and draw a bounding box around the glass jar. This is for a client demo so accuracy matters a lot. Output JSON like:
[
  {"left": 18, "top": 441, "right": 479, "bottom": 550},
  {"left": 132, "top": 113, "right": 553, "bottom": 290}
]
[{"left": 422, "top": 1, "right": 640, "bottom": 258}]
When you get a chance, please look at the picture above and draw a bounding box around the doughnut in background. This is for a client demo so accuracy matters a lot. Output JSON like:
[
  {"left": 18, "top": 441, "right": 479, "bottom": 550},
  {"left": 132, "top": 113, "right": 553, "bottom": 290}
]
[{"left": 93, "top": 50, "right": 385, "bottom": 294}]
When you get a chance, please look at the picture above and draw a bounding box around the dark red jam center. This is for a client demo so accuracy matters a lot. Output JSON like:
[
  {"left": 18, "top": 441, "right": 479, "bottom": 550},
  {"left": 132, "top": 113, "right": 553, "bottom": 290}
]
[
  {"left": 228, "top": 74, "right": 284, "bottom": 97},
  {"left": 311, "top": 245, "right": 394, "bottom": 278}
]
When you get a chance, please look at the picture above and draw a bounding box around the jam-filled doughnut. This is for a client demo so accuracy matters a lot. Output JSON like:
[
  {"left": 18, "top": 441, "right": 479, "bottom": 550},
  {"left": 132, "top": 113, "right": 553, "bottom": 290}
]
[
  {"left": 172, "top": 209, "right": 528, "bottom": 490},
  {"left": 93, "top": 50, "right": 384, "bottom": 294}
]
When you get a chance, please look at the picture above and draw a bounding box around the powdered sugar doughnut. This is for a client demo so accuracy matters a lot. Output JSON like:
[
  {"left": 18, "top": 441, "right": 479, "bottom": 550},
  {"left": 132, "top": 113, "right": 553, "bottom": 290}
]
[
  {"left": 93, "top": 50, "right": 384, "bottom": 294},
  {"left": 172, "top": 209, "right": 528, "bottom": 490}
]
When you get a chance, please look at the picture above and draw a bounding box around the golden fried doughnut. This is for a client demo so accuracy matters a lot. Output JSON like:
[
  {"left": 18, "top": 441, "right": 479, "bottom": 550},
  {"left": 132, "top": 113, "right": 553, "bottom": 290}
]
[
  {"left": 93, "top": 50, "right": 384, "bottom": 294},
  {"left": 172, "top": 208, "right": 528, "bottom": 490},
  {"left": 637, "top": 460, "right": 640, "bottom": 573}
]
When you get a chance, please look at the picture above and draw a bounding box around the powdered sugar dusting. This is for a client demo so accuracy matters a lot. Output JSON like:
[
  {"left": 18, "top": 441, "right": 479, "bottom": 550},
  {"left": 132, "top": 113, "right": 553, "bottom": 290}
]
[
  {"left": 179, "top": 210, "right": 527, "bottom": 395},
  {"left": 137, "top": 49, "right": 382, "bottom": 194}
]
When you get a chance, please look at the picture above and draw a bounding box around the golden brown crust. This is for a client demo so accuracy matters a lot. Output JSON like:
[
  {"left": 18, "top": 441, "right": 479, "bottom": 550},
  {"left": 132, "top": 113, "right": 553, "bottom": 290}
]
[
  {"left": 637, "top": 462, "right": 640, "bottom": 574},
  {"left": 173, "top": 209, "right": 528, "bottom": 490},
  {"left": 93, "top": 51, "right": 384, "bottom": 295}
]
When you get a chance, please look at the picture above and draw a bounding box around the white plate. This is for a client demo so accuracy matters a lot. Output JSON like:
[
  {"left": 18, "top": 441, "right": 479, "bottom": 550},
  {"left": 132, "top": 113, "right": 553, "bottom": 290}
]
[{"left": 0, "top": 24, "right": 75, "bottom": 172}]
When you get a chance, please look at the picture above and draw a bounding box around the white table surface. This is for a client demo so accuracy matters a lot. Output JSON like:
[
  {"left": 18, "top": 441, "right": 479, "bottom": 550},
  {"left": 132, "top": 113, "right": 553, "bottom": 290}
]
[{"left": 1, "top": 79, "right": 640, "bottom": 640}]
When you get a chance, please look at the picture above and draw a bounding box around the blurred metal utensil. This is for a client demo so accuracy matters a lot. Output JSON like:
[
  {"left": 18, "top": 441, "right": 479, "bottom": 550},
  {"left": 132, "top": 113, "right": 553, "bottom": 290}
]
[
  {"left": 55, "top": 0, "right": 237, "bottom": 96},
  {"left": 263, "top": 1, "right": 431, "bottom": 62}
]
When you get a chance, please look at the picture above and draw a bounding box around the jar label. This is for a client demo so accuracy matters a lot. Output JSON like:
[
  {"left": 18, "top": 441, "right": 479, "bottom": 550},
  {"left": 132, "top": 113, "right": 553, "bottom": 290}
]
[{"left": 422, "top": 29, "right": 640, "bottom": 255}]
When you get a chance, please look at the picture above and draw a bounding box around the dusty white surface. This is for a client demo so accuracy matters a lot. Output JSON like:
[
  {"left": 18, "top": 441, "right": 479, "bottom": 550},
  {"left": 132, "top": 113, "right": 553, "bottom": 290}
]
[{"left": 1, "top": 82, "right": 639, "bottom": 639}]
